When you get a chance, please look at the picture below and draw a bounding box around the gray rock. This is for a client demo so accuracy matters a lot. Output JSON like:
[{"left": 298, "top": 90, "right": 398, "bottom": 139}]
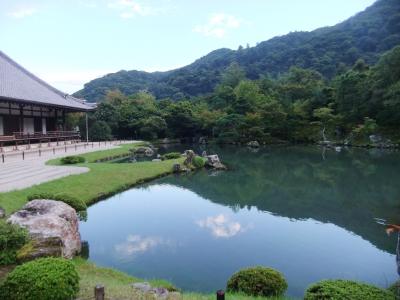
[
  {"left": 199, "top": 137, "right": 207, "bottom": 144},
  {"left": 135, "top": 147, "right": 155, "bottom": 156},
  {"left": 247, "top": 141, "right": 260, "bottom": 148},
  {"left": 206, "top": 154, "right": 227, "bottom": 170},
  {"left": 132, "top": 282, "right": 152, "bottom": 293},
  {"left": 8, "top": 200, "right": 81, "bottom": 259},
  {"left": 132, "top": 282, "right": 182, "bottom": 299},
  {"left": 335, "top": 146, "right": 342, "bottom": 152},
  {"left": 0, "top": 207, "right": 5, "bottom": 218},
  {"left": 183, "top": 150, "right": 195, "bottom": 166},
  {"left": 201, "top": 151, "right": 207, "bottom": 157},
  {"left": 173, "top": 163, "right": 182, "bottom": 173},
  {"left": 369, "top": 134, "right": 382, "bottom": 144},
  {"left": 152, "top": 159, "right": 162, "bottom": 162}
]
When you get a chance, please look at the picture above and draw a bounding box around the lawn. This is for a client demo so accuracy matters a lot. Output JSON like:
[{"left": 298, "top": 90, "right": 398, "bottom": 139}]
[
  {"left": 73, "top": 258, "right": 291, "bottom": 300},
  {"left": 0, "top": 143, "right": 183, "bottom": 215}
]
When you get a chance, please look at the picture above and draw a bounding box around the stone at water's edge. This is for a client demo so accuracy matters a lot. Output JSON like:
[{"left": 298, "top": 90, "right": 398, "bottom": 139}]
[
  {"left": 132, "top": 282, "right": 182, "bottom": 300},
  {"left": 134, "top": 146, "right": 155, "bottom": 156},
  {"left": 247, "top": 140, "right": 260, "bottom": 148},
  {"left": 0, "top": 207, "right": 5, "bottom": 218},
  {"left": 8, "top": 200, "right": 81, "bottom": 259},
  {"left": 206, "top": 154, "right": 228, "bottom": 170},
  {"left": 183, "top": 150, "right": 195, "bottom": 166}
]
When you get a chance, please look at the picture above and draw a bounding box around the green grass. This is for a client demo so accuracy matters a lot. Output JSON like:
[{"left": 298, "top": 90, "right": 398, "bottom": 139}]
[
  {"left": 0, "top": 143, "right": 183, "bottom": 215},
  {"left": 73, "top": 258, "right": 176, "bottom": 299},
  {"left": 73, "top": 258, "right": 292, "bottom": 300},
  {"left": 183, "top": 293, "right": 291, "bottom": 300}
]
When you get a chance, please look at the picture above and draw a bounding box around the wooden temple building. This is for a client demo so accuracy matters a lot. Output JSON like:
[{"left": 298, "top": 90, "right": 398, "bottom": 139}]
[{"left": 0, "top": 51, "right": 94, "bottom": 149}]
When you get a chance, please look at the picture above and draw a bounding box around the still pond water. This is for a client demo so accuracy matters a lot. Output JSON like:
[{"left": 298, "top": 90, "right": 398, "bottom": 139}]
[{"left": 80, "top": 145, "right": 400, "bottom": 297}]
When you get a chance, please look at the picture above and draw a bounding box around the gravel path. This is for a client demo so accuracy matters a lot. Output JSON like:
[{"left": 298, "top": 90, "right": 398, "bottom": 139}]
[{"left": 0, "top": 141, "right": 136, "bottom": 192}]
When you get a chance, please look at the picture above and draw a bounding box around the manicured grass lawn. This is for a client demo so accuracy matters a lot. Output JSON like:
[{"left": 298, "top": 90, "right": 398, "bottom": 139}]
[
  {"left": 73, "top": 258, "right": 291, "bottom": 300},
  {"left": 0, "top": 143, "right": 183, "bottom": 215},
  {"left": 73, "top": 258, "right": 176, "bottom": 299}
]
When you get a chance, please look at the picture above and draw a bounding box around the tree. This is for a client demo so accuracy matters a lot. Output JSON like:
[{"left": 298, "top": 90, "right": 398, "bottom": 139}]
[
  {"left": 313, "top": 107, "right": 337, "bottom": 141},
  {"left": 221, "top": 62, "right": 246, "bottom": 88},
  {"left": 139, "top": 116, "right": 167, "bottom": 140},
  {"left": 89, "top": 121, "right": 112, "bottom": 141},
  {"left": 233, "top": 80, "right": 264, "bottom": 114}
]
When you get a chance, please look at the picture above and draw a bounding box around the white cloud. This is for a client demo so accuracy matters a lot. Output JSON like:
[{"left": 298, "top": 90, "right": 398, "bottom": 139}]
[
  {"left": 194, "top": 13, "right": 241, "bottom": 38},
  {"left": 8, "top": 7, "right": 37, "bottom": 19},
  {"left": 114, "top": 234, "right": 174, "bottom": 258},
  {"left": 108, "top": 0, "right": 155, "bottom": 18},
  {"left": 196, "top": 214, "right": 251, "bottom": 238}
]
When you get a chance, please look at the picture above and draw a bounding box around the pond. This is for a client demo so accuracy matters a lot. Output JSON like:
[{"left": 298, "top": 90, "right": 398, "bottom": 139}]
[{"left": 80, "top": 145, "right": 400, "bottom": 298}]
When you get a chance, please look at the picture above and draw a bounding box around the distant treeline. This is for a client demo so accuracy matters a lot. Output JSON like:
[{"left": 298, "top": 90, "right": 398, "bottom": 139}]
[{"left": 71, "top": 46, "right": 400, "bottom": 145}]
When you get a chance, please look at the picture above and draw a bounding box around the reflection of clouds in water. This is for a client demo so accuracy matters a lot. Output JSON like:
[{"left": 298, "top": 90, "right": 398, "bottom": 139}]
[
  {"left": 115, "top": 235, "right": 170, "bottom": 257},
  {"left": 196, "top": 214, "right": 252, "bottom": 238}
]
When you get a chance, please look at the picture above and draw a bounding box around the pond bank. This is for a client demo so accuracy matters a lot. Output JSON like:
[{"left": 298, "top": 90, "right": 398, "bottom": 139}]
[
  {"left": 0, "top": 144, "right": 259, "bottom": 300},
  {"left": 0, "top": 143, "right": 185, "bottom": 215}
]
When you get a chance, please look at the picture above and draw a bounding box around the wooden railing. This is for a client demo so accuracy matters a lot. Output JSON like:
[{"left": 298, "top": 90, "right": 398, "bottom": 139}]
[{"left": 0, "top": 131, "right": 80, "bottom": 142}]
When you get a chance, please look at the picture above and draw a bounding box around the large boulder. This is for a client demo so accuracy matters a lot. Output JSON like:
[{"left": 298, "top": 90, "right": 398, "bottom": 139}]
[
  {"left": 206, "top": 155, "right": 227, "bottom": 170},
  {"left": 183, "top": 150, "right": 195, "bottom": 166},
  {"left": 8, "top": 200, "right": 81, "bottom": 259},
  {"left": 134, "top": 146, "right": 155, "bottom": 156}
]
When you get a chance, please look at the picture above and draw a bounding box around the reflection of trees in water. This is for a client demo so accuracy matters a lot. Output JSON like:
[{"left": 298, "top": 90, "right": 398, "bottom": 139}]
[{"left": 156, "top": 145, "right": 400, "bottom": 254}]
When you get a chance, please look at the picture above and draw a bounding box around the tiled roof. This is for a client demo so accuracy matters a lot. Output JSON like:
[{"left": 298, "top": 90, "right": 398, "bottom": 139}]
[{"left": 0, "top": 51, "right": 94, "bottom": 111}]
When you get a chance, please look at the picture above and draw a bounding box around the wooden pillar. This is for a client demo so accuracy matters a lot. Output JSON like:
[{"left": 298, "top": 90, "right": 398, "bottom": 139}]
[
  {"left": 55, "top": 109, "right": 58, "bottom": 131},
  {"left": 94, "top": 285, "right": 105, "bottom": 300},
  {"left": 19, "top": 104, "right": 23, "bottom": 133},
  {"left": 62, "top": 110, "right": 66, "bottom": 131}
]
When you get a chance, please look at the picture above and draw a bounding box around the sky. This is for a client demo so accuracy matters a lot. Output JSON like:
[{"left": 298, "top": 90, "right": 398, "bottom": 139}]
[{"left": 0, "top": 0, "right": 376, "bottom": 94}]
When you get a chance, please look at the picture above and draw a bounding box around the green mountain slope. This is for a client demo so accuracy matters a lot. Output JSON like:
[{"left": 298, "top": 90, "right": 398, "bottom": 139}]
[{"left": 75, "top": 0, "right": 400, "bottom": 102}]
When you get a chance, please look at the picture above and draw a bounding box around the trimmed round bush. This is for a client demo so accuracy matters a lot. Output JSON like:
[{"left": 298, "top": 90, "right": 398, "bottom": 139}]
[
  {"left": 27, "top": 192, "right": 87, "bottom": 212},
  {"left": 60, "top": 156, "right": 85, "bottom": 165},
  {"left": 226, "top": 266, "right": 288, "bottom": 297},
  {"left": 193, "top": 155, "right": 206, "bottom": 168},
  {"left": 162, "top": 152, "right": 181, "bottom": 160},
  {"left": 305, "top": 280, "right": 395, "bottom": 300},
  {"left": 0, "top": 220, "right": 27, "bottom": 265},
  {"left": 0, "top": 257, "right": 79, "bottom": 300}
]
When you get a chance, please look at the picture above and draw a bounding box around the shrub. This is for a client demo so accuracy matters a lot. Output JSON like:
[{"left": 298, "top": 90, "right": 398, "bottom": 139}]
[
  {"left": 305, "top": 279, "right": 395, "bottom": 300},
  {"left": 162, "top": 152, "right": 182, "bottom": 160},
  {"left": 193, "top": 156, "right": 206, "bottom": 168},
  {"left": 0, "top": 257, "right": 79, "bottom": 300},
  {"left": 226, "top": 266, "right": 287, "bottom": 297},
  {"left": 0, "top": 220, "right": 27, "bottom": 265},
  {"left": 27, "top": 193, "right": 87, "bottom": 212},
  {"left": 60, "top": 156, "right": 85, "bottom": 165}
]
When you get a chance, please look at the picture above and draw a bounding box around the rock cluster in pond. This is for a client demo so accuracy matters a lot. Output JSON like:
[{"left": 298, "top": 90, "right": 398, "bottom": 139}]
[
  {"left": 247, "top": 140, "right": 260, "bottom": 148},
  {"left": 205, "top": 154, "right": 227, "bottom": 170},
  {"left": 134, "top": 146, "right": 155, "bottom": 156},
  {"left": 132, "top": 282, "right": 181, "bottom": 299},
  {"left": 172, "top": 149, "right": 227, "bottom": 172},
  {"left": 8, "top": 200, "right": 81, "bottom": 260}
]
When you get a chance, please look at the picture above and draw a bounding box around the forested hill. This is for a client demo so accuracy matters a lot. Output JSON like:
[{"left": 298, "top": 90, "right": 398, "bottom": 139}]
[{"left": 75, "top": 0, "right": 400, "bottom": 102}]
